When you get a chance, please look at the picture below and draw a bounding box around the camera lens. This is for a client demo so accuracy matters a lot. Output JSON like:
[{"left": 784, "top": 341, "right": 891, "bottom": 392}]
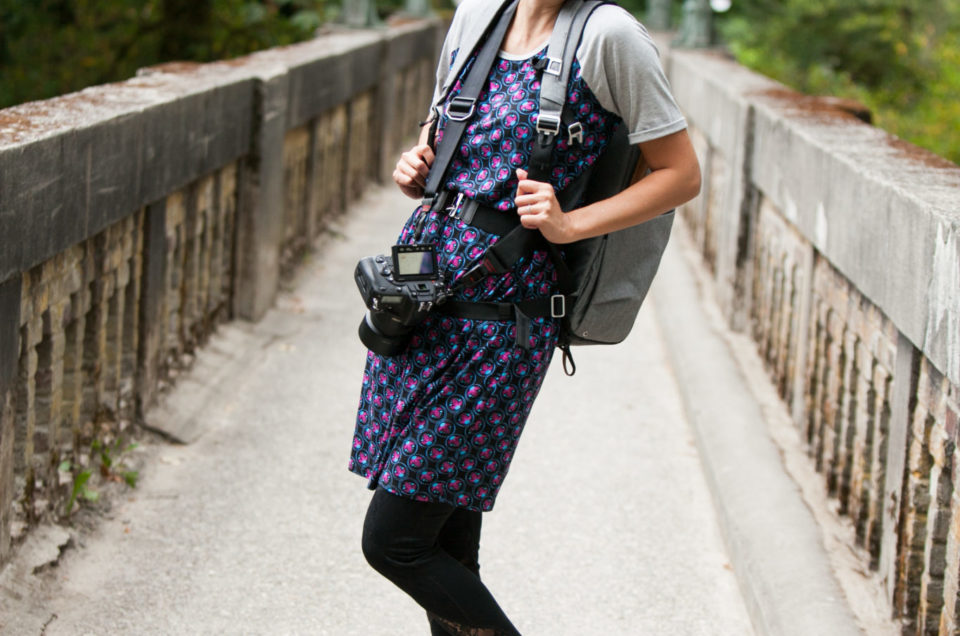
[{"left": 358, "top": 311, "right": 412, "bottom": 357}]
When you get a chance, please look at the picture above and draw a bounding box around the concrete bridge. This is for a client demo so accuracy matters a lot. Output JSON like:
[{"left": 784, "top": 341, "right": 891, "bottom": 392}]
[{"left": 0, "top": 18, "right": 958, "bottom": 636}]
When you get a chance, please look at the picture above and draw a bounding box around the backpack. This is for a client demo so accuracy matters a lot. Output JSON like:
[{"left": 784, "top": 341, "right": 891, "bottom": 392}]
[{"left": 423, "top": 0, "right": 674, "bottom": 374}]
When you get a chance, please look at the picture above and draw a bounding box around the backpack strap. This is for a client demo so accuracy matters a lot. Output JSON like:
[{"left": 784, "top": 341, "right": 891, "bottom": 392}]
[
  {"left": 451, "top": 0, "right": 607, "bottom": 301},
  {"left": 531, "top": 0, "right": 606, "bottom": 374},
  {"left": 528, "top": 0, "right": 607, "bottom": 180},
  {"left": 518, "top": 0, "right": 608, "bottom": 304},
  {"left": 421, "top": 0, "right": 520, "bottom": 212}
]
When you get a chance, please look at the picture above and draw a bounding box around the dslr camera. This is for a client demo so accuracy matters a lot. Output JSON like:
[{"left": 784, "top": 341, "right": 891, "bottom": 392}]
[{"left": 354, "top": 244, "right": 447, "bottom": 356}]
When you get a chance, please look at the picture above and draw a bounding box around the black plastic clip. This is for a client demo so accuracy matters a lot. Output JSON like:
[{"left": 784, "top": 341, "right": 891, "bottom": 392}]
[{"left": 446, "top": 97, "right": 476, "bottom": 122}]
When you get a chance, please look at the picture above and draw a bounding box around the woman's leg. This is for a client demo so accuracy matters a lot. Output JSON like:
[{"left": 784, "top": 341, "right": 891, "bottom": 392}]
[
  {"left": 362, "top": 488, "right": 520, "bottom": 635},
  {"left": 429, "top": 507, "right": 483, "bottom": 635}
]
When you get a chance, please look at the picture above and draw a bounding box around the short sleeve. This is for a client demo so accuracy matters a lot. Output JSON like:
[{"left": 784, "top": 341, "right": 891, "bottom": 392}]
[
  {"left": 430, "top": 0, "right": 473, "bottom": 109},
  {"left": 576, "top": 5, "right": 687, "bottom": 144},
  {"left": 431, "top": 23, "right": 458, "bottom": 109}
]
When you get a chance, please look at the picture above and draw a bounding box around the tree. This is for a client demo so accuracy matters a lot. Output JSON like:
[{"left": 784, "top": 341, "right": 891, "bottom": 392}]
[
  {"left": 160, "top": 0, "right": 213, "bottom": 60},
  {"left": 719, "top": 0, "right": 960, "bottom": 163},
  {"left": 0, "top": 0, "right": 328, "bottom": 109}
]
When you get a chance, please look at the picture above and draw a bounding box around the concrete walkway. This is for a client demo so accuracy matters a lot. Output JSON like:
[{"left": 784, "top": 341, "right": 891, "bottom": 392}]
[{"left": 14, "top": 186, "right": 763, "bottom": 635}]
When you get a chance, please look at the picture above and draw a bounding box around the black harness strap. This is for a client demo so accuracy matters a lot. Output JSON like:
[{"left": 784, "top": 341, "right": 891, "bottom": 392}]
[
  {"left": 462, "top": 1, "right": 605, "bottom": 303},
  {"left": 436, "top": 296, "right": 566, "bottom": 350},
  {"left": 421, "top": 0, "right": 520, "bottom": 212},
  {"left": 436, "top": 296, "right": 564, "bottom": 322},
  {"left": 452, "top": 225, "right": 544, "bottom": 291}
]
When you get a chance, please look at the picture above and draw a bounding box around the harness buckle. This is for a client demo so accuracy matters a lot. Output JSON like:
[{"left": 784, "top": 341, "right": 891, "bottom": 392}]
[
  {"left": 446, "top": 97, "right": 476, "bottom": 122},
  {"left": 567, "top": 122, "right": 583, "bottom": 146},
  {"left": 445, "top": 192, "right": 466, "bottom": 218},
  {"left": 550, "top": 294, "right": 566, "bottom": 318},
  {"left": 536, "top": 113, "right": 562, "bottom": 137}
]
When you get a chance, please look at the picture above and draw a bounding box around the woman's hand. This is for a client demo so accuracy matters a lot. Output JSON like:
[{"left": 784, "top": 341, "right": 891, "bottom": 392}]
[
  {"left": 513, "top": 130, "right": 700, "bottom": 243},
  {"left": 393, "top": 144, "right": 435, "bottom": 199},
  {"left": 513, "top": 168, "right": 579, "bottom": 244}
]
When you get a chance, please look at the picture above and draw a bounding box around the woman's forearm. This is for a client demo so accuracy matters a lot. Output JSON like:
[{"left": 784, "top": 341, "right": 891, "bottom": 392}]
[
  {"left": 513, "top": 129, "right": 701, "bottom": 244},
  {"left": 567, "top": 159, "right": 701, "bottom": 242}
]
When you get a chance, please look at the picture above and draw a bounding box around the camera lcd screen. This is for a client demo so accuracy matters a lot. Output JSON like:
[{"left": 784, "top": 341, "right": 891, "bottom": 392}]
[{"left": 392, "top": 245, "right": 437, "bottom": 281}]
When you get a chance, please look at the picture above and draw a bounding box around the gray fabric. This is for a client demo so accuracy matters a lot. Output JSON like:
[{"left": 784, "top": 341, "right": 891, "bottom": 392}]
[
  {"left": 577, "top": 4, "right": 687, "bottom": 143},
  {"left": 567, "top": 212, "right": 675, "bottom": 344},
  {"left": 538, "top": 0, "right": 581, "bottom": 120},
  {"left": 430, "top": 0, "right": 496, "bottom": 109},
  {"left": 432, "top": 0, "right": 687, "bottom": 145}
]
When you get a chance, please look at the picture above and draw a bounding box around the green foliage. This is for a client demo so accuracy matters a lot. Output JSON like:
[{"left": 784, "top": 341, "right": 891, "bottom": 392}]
[
  {"left": 63, "top": 466, "right": 96, "bottom": 516},
  {"left": 59, "top": 438, "right": 139, "bottom": 516},
  {"left": 0, "top": 0, "right": 330, "bottom": 109},
  {"left": 620, "top": 0, "right": 646, "bottom": 18},
  {"left": 719, "top": 0, "right": 960, "bottom": 164}
]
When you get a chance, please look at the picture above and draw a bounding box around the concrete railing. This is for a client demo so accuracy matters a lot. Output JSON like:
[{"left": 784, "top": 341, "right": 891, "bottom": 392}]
[
  {"left": 0, "top": 20, "right": 440, "bottom": 564},
  {"left": 663, "top": 44, "right": 960, "bottom": 635},
  {"left": 4, "top": 17, "right": 958, "bottom": 634}
]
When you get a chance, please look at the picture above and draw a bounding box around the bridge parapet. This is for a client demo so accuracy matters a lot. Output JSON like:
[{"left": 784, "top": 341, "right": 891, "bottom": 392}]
[
  {"left": 0, "top": 21, "right": 440, "bottom": 564},
  {"left": 665, "top": 45, "right": 960, "bottom": 634}
]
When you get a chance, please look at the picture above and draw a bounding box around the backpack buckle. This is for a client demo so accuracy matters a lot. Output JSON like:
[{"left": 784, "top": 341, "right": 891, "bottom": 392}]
[
  {"left": 446, "top": 97, "right": 476, "bottom": 122},
  {"left": 567, "top": 122, "right": 583, "bottom": 146},
  {"left": 536, "top": 113, "right": 562, "bottom": 137},
  {"left": 543, "top": 57, "right": 562, "bottom": 77},
  {"left": 550, "top": 294, "right": 566, "bottom": 318}
]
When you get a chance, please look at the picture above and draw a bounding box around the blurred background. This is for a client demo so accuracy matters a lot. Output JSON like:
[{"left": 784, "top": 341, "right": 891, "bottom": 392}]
[{"left": 0, "top": 0, "right": 957, "bottom": 163}]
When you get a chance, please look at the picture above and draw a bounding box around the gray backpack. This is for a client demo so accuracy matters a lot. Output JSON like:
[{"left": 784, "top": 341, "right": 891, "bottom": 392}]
[
  {"left": 524, "top": 0, "right": 675, "bottom": 360},
  {"left": 559, "top": 126, "right": 675, "bottom": 347}
]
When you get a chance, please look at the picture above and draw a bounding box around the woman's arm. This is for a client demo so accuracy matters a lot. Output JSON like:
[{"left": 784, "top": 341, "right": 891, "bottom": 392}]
[{"left": 514, "top": 129, "right": 701, "bottom": 244}]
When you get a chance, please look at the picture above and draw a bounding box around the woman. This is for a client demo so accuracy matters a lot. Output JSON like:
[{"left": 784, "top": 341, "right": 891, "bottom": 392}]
[{"left": 351, "top": 0, "right": 700, "bottom": 633}]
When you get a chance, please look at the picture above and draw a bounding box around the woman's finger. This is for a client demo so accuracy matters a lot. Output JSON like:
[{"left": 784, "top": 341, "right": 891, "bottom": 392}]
[
  {"left": 401, "top": 152, "right": 431, "bottom": 178},
  {"left": 516, "top": 180, "right": 553, "bottom": 198},
  {"left": 515, "top": 179, "right": 544, "bottom": 195},
  {"left": 519, "top": 211, "right": 546, "bottom": 228},
  {"left": 516, "top": 202, "right": 545, "bottom": 216},
  {"left": 514, "top": 193, "right": 545, "bottom": 208},
  {"left": 416, "top": 144, "right": 435, "bottom": 166},
  {"left": 395, "top": 162, "right": 426, "bottom": 188}
]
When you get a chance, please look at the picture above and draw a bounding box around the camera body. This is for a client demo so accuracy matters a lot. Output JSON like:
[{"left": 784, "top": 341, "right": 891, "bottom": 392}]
[{"left": 355, "top": 245, "right": 446, "bottom": 356}]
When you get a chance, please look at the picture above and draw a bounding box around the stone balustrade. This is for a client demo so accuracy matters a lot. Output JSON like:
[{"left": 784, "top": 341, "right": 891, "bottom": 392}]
[
  {"left": 663, "top": 44, "right": 960, "bottom": 635},
  {"left": 3, "top": 16, "right": 959, "bottom": 634},
  {"left": 0, "top": 20, "right": 440, "bottom": 564}
]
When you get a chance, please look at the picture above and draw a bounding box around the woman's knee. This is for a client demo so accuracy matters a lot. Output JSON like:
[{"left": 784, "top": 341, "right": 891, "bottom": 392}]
[
  {"left": 363, "top": 516, "right": 434, "bottom": 568},
  {"left": 361, "top": 492, "right": 432, "bottom": 575},
  {"left": 361, "top": 520, "right": 391, "bottom": 573}
]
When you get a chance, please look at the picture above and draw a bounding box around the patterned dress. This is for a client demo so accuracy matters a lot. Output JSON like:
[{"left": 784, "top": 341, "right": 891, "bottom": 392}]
[{"left": 349, "top": 44, "right": 620, "bottom": 512}]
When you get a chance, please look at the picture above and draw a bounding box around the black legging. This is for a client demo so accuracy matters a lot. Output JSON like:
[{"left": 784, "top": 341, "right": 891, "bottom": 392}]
[{"left": 362, "top": 488, "right": 522, "bottom": 635}]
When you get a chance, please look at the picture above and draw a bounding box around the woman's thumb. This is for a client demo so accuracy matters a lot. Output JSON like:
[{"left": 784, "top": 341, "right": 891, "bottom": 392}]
[{"left": 515, "top": 168, "right": 528, "bottom": 181}]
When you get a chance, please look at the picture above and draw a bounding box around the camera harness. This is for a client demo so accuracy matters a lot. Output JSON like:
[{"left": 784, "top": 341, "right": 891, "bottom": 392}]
[{"left": 417, "top": 0, "right": 609, "bottom": 375}]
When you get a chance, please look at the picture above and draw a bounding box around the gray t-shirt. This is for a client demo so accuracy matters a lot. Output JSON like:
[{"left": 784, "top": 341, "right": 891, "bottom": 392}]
[{"left": 432, "top": 0, "right": 687, "bottom": 145}]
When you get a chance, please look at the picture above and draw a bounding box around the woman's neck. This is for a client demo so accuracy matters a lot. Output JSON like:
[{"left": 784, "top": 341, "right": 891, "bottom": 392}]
[{"left": 501, "top": 0, "right": 565, "bottom": 55}]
